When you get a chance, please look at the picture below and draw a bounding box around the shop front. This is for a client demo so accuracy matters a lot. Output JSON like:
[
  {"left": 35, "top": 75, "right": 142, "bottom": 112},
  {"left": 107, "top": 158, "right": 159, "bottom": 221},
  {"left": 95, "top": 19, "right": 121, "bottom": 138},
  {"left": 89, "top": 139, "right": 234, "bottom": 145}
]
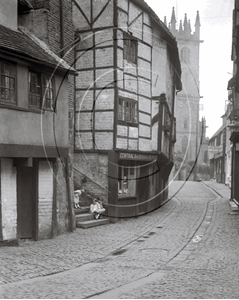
[{"left": 108, "top": 151, "right": 173, "bottom": 219}]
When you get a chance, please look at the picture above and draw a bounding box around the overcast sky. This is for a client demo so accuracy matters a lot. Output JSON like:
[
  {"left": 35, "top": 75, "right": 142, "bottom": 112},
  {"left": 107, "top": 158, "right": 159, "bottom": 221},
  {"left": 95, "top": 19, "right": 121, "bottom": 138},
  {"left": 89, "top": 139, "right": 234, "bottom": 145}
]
[{"left": 145, "top": 0, "right": 234, "bottom": 138}]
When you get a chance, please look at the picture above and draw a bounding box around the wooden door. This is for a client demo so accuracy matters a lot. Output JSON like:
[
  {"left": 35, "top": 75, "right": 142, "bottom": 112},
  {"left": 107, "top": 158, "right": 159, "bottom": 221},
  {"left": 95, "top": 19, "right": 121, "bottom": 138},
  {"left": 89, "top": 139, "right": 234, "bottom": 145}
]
[
  {"left": 137, "top": 163, "right": 149, "bottom": 215},
  {"left": 17, "top": 167, "right": 34, "bottom": 238}
]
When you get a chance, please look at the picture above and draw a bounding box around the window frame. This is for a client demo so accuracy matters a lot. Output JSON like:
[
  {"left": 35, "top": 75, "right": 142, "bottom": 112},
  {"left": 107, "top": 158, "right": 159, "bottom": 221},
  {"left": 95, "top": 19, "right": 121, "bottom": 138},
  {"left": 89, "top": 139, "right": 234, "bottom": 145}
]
[
  {"left": 118, "top": 161, "right": 138, "bottom": 198},
  {"left": 28, "top": 70, "right": 55, "bottom": 111},
  {"left": 0, "top": 59, "right": 17, "bottom": 105},
  {"left": 123, "top": 32, "right": 138, "bottom": 64},
  {"left": 118, "top": 97, "right": 138, "bottom": 126}
]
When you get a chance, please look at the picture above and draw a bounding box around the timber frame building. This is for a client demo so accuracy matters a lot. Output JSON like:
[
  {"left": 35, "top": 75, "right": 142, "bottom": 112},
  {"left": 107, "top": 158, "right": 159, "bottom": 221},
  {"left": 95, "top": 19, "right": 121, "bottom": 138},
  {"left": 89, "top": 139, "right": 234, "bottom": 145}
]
[{"left": 72, "top": 0, "right": 182, "bottom": 219}]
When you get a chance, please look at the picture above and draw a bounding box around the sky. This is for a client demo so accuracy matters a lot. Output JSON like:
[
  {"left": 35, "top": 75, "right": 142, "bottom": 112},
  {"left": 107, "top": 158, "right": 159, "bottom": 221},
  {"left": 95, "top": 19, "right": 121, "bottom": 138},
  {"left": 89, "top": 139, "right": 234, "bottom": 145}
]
[{"left": 145, "top": 0, "right": 234, "bottom": 138}]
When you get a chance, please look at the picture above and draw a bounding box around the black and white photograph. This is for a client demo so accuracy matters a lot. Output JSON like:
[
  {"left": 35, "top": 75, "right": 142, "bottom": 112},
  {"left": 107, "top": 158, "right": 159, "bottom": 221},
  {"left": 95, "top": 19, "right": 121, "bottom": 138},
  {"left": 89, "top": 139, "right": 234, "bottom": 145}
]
[{"left": 0, "top": 0, "right": 237, "bottom": 298}]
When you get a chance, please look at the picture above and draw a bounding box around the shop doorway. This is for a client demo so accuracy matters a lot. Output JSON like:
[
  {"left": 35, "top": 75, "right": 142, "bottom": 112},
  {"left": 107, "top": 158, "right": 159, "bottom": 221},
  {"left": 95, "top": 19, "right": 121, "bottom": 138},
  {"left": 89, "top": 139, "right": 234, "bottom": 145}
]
[
  {"left": 17, "top": 166, "right": 34, "bottom": 238},
  {"left": 137, "top": 162, "right": 149, "bottom": 215}
]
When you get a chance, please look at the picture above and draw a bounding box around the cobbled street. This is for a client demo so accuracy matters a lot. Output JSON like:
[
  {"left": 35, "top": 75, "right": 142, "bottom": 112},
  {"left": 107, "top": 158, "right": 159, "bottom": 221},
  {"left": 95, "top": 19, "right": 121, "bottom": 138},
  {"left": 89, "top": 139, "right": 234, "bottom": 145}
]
[{"left": 1, "top": 181, "right": 239, "bottom": 299}]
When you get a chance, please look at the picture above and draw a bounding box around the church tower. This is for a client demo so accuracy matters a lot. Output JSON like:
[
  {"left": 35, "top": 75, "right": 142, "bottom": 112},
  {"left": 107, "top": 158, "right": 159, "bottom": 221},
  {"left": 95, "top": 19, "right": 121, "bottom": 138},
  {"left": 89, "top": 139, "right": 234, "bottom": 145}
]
[{"left": 167, "top": 8, "right": 203, "bottom": 169}]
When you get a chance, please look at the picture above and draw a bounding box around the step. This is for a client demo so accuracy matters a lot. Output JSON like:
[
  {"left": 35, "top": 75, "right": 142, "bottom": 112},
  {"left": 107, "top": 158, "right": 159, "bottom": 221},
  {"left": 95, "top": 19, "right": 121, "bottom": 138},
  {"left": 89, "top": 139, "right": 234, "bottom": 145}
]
[
  {"left": 76, "top": 218, "right": 109, "bottom": 229},
  {"left": 229, "top": 200, "right": 239, "bottom": 211},
  {"left": 74, "top": 207, "right": 90, "bottom": 215},
  {"left": 75, "top": 213, "right": 94, "bottom": 222}
]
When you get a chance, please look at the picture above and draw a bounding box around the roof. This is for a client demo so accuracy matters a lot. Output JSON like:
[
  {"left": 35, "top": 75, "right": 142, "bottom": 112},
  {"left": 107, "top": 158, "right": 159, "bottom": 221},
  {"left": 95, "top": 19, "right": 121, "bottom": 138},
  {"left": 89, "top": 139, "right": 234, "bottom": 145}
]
[
  {"left": 0, "top": 24, "right": 76, "bottom": 74},
  {"left": 209, "top": 123, "right": 227, "bottom": 140},
  {"left": 131, "top": 0, "right": 182, "bottom": 90}
]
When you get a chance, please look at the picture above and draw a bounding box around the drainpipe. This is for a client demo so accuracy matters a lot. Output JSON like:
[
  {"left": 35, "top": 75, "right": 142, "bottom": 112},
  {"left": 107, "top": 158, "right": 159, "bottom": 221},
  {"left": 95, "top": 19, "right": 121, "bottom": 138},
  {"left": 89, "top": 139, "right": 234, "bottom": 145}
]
[{"left": 59, "top": 0, "right": 65, "bottom": 57}]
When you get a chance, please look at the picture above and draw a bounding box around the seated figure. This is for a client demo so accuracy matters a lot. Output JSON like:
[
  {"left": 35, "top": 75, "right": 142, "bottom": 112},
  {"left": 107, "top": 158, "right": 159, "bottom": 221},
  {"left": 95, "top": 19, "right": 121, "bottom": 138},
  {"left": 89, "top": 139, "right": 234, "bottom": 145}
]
[{"left": 90, "top": 198, "right": 106, "bottom": 219}]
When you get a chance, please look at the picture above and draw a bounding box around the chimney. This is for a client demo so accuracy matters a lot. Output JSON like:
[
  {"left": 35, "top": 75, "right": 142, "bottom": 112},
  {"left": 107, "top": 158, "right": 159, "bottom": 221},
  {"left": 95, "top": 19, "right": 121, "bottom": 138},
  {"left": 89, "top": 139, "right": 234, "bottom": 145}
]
[{"left": 0, "top": 0, "right": 18, "bottom": 30}]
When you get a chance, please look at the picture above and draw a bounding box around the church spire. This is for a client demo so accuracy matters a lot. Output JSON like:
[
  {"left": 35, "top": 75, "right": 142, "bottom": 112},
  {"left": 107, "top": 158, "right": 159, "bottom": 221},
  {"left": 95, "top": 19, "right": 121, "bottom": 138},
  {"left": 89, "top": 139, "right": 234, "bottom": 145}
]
[
  {"left": 195, "top": 10, "right": 201, "bottom": 27},
  {"left": 183, "top": 13, "right": 188, "bottom": 31},
  {"left": 179, "top": 20, "right": 183, "bottom": 34},
  {"left": 170, "top": 7, "right": 177, "bottom": 31},
  {"left": 195, "top": 10, "right": 201, "bottom": 39},
  {"left": 164, "top": 16, "right": 167, "bottom": 27}
]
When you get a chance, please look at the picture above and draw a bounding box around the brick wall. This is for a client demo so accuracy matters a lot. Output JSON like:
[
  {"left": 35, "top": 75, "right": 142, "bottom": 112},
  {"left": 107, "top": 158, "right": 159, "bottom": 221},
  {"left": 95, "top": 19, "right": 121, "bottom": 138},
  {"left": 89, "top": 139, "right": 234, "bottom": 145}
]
[
  {"left": 74, "top": 153, "right": 108, "bottom": 202},
  {"left": 1, "top": 159, "right": 17, "bottom": 241}
]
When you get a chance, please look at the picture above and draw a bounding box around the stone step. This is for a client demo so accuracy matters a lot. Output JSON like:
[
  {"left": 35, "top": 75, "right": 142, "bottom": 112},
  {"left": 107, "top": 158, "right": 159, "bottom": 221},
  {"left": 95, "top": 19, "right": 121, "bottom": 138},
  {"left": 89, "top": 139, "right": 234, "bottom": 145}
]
[
  {"left": 229, "top": 200, "right": 239, "bottom": 211},
  {"left": 76, "top": 218, "right": 109, "bottom": 229},
  {"left": 75, "top": 213, "right": 94, "bottom": 222},
  {"left": 74, "top": 207, "right": 90, "bottom": 215}
]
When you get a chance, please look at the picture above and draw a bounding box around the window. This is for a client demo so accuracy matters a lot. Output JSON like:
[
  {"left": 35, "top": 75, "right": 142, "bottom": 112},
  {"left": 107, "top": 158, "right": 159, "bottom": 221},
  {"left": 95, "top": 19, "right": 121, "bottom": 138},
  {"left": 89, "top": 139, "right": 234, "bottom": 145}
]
[
  {"left": 184, "top": 119, "right": 188, "bottom": 129},
  {"left": 118, "top": 163, "right": 137, "bottom": 197},
  {"left": 118, "top": 98, "right": 138, "bottom": 124},
  {"left": 180, "top": 47, "right": 190, "bottom": 64},
  {"left": 123, "top": 33, "right": 137, "bottom": 64},
  {"left": 29, "top": 72, "right": 54, "bottom": 110},
  {"left": 0, "top": 61, "right": 16, "bottom": 103}
]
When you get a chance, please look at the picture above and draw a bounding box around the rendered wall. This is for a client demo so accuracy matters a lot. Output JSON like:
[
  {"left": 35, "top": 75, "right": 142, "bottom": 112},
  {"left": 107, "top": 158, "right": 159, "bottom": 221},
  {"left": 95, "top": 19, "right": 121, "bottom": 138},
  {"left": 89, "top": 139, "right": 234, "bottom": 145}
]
[{"left": 0, "top": 159, "right": 17, "bottom": 241}]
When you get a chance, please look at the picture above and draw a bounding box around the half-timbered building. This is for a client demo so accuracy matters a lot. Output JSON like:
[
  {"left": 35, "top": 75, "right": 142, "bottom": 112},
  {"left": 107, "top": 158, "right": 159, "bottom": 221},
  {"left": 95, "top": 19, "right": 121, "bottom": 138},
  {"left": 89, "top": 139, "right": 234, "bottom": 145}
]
[{"left": 72, "top": 0, "right": 181, "bottom": 219}]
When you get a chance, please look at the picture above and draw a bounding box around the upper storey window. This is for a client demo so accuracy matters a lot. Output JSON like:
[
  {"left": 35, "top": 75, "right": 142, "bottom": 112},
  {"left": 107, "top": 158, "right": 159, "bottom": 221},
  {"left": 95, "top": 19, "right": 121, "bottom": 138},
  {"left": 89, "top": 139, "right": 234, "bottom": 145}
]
[
  {"left": 0, "top": 60, "right": 16, "bottom": 104},
  {"left": 123, "top": 33, "right": 137, "bottom": 64},
  {"left": 180, "top": 47, "right": 190, "bottom": 64},
  {"left": 118, "top": 98, "right": 138, "bottom": 124},
  {"left": 29, "top": 72, "right": 54, "bottom": 110}
]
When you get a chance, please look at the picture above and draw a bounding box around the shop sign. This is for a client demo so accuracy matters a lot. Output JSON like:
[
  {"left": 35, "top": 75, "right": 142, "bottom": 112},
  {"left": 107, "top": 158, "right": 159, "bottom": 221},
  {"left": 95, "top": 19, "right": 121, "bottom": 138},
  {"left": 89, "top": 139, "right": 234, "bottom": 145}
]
[{"left": 119, "top": 152, "right": 157, "bottom": 161}]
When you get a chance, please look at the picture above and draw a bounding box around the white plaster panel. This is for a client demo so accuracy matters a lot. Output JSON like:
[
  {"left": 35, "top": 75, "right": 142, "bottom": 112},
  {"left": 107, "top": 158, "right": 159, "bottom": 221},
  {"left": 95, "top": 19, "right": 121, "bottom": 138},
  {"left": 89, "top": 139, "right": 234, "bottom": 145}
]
[
  {"left": 95, "top": 112, "right": 114, "bottom": 130},
  {"left": 95, "top": 132, "right": 113, "bottom": 150},
  {"left": 128, "top": 126, "right": 138, "bottom": 138},
  {"left": 117, "top": 125, "right": 128, "bottom": 137},
  {"left": 116, "top": 137, "right": 128, "bottom": 149},
  {"left": 76, "top": 90, "right": 94, "bottom": 111},
  {"left": 1, "top": 159, "right": 17, "bottom": 240},
  {"left": 38, "top": 161, "right": 53, "bottom": 238},
  {"left": 95, "top": 89, "right": 114, "bottom": 110},
  {"left": 128, "top": 139, "right": 138, "bottom": 150},
  {"left": 75, "top": 132, "right": 93, "bottom": 150}
]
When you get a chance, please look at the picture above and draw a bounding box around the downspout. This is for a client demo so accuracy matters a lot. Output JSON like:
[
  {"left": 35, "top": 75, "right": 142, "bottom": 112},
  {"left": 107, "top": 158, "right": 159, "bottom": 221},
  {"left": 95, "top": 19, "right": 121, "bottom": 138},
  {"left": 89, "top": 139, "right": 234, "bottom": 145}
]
[
  {"left": 60, "top": 0, "right": 74, "bottom": 231},
  {"left": 59, "top": 0, "right": 65, "bottom": 57}
]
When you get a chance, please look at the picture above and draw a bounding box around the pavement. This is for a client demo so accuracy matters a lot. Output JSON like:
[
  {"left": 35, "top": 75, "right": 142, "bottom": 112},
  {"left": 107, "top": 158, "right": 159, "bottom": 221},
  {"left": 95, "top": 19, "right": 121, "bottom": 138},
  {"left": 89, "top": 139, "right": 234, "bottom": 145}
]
[{"left": 1, "top": 180, "right": 239, "bottom": 299}]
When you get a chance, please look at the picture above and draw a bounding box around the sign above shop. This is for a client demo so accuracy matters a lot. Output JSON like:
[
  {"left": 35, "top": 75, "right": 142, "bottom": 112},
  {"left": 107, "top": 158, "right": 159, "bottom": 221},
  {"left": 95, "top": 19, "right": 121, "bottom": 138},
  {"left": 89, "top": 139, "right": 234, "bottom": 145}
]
[{"left": 119, "top": 152, "right": 157, "bottom": 161}]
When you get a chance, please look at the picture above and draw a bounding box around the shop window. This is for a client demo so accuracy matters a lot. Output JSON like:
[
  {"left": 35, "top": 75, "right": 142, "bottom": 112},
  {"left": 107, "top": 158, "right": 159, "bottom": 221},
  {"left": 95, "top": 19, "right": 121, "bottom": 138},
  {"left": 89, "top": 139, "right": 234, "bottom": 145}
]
[
  {"left": 123, "top": 33, "right": 137, "bottom": 64},
  {"left": 118, "top": 98, "right": 138, "bottom": 124},
  {"left": 0, "top": 60, "right": 16, "bottom": 104},
  {"left": 29, "top": 72, "right": 54, "bottom": 110},
  {"left": 118, "top": 163, "right": 137, "bottom": 197}
]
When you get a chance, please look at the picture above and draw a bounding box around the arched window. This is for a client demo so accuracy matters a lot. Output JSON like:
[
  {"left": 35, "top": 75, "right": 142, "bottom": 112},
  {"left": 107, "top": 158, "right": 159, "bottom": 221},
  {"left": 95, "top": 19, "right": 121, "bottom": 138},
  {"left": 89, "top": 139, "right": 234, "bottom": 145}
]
[
  {"left": 184, "top": 119, "right": 188, "bottom": 129},
  {"left": 180, "top": 47, "right": 190, "bottom": 64},
  {"left": 182, "top": 136, "right": 188, "bottom": 154}
]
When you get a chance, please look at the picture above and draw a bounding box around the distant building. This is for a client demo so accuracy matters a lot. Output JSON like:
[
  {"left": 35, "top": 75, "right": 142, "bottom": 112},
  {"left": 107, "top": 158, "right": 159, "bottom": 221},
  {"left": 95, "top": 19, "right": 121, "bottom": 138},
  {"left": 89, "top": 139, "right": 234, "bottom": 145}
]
[
  {"left": 167, "top": 8, "right": 208, "bottom": 179},
  {"left": 72, "top": 0, "right": 181, "bottom": 219},
  {"left": 227, "top": 0, "right": 239, "bottom": 203},
  {"left": 208, "top": 115, "right": 227, "bottom": 183}
]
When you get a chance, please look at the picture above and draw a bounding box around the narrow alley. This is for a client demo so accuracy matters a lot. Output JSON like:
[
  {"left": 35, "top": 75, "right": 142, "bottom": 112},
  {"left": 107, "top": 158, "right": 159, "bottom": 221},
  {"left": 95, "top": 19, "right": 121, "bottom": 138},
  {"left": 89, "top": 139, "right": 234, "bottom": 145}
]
[{"left": 1, "top": 181, "right": 239, "bottom": 299}]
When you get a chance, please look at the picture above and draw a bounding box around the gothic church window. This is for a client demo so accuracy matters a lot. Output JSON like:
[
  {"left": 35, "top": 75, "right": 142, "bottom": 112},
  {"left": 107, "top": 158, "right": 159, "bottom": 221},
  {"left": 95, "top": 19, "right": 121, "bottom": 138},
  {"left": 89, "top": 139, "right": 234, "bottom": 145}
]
[{"left": 180, "top": 47, "right": 190, "bottom": 64}]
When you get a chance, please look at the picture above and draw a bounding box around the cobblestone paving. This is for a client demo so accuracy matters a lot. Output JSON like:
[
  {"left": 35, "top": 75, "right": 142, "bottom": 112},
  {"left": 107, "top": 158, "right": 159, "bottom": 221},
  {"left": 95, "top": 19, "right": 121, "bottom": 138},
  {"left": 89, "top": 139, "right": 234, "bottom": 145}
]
[{"left": 0, "top": 181, "right": 220, "bottom": 299}]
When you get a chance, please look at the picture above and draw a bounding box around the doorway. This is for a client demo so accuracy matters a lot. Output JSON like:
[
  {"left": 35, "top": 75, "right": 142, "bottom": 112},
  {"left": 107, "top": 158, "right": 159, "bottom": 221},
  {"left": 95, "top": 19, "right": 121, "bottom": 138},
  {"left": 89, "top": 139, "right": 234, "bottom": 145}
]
[{"left": 17, "top": 167, "right": 34, "bottom": 239}]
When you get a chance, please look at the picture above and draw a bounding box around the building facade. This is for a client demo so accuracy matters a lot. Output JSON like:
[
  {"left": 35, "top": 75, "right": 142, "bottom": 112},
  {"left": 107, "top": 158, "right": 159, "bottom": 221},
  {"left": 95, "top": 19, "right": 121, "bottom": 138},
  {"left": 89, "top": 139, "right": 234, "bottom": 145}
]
[
  {"left": 208, "top": 115, "right": 227, "bottom": 183},
  {"left": 0, "top": 0, "right": 76, "bottom": 244},
  {"left": 167, "top": 8, "right": 208, "bottom": 179},
  {"left": 72, "top": 0, "right": 181, "bottom": 219},
  {"left": 228, "top": 0, "right": 239, "bottom": 203}
]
